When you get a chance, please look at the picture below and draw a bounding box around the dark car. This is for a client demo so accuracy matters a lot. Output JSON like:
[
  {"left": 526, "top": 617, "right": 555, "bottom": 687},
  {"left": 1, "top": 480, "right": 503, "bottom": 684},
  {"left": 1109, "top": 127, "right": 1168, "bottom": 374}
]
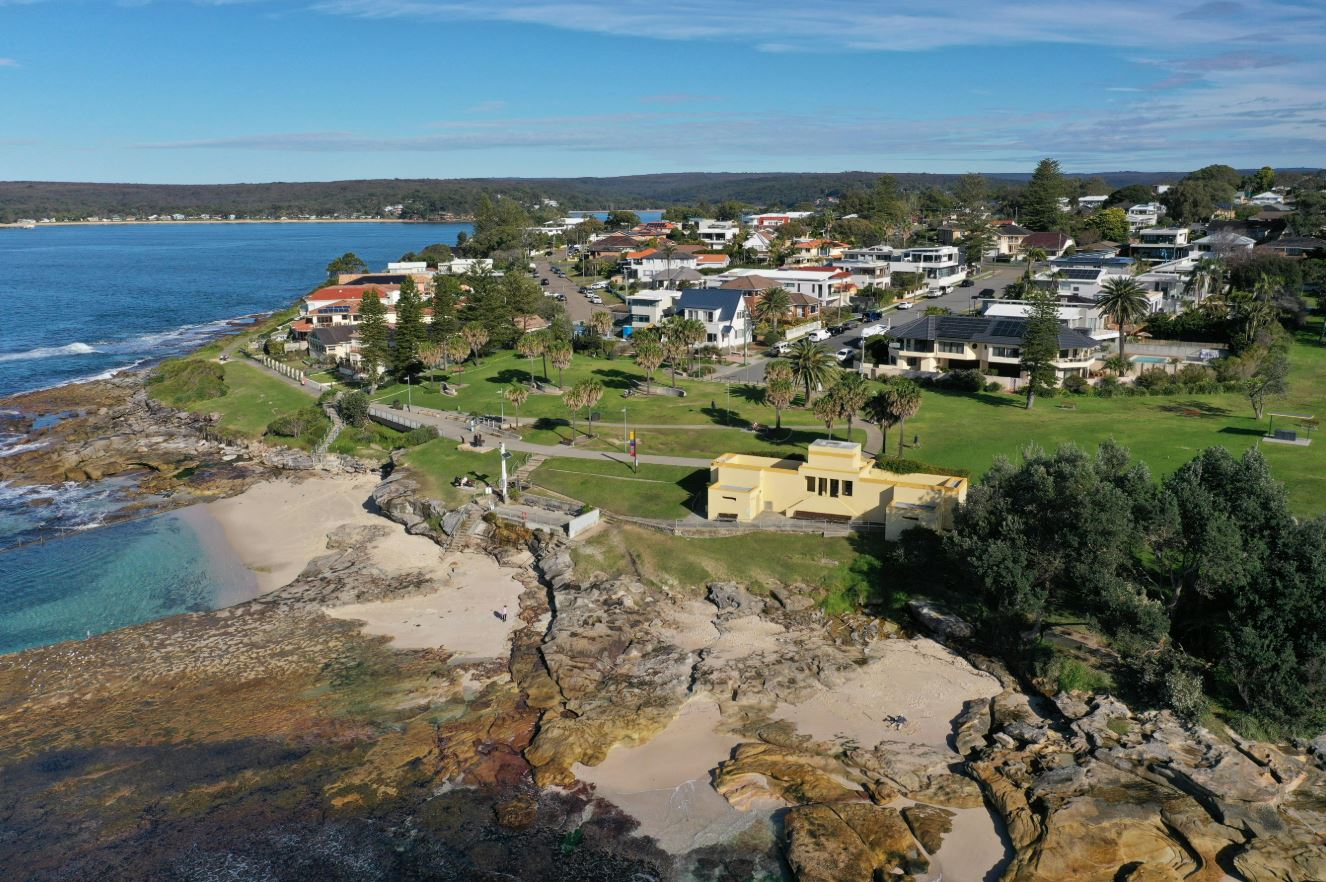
[
  {"left": 578, "top": 286, "right": 590, "bottom": 294},
  {"left": 979, "top": 287, "right": 996, "bottom": 298},
  {"left": 843, "top": 320, "right": 860, "bottom": 330},
  {"left": 959, "top": 277, "right": 975, "bottom": 287},
  {"left": 828, "top": 324, "right": 846, "bottom": 335},
  {"left": 540, "top": 278, "right": 550, "bottom": 286}
]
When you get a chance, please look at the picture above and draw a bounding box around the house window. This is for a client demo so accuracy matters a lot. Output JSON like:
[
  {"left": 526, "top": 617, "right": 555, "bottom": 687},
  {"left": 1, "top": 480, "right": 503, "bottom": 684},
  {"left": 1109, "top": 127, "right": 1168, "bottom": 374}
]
[
  {"left": 992, "top": 346, "right": 1019, "bottom": 358},
  {"left": 938, "top": 341, "right": 964, "bottom": 354},
  {"left": 806, "top": 476, "right": 816, "bottom": 493},
  {"left": 829, "top": 479, "right": 839, "bottom": 498},
  {"left": 818, "top": 477, "right": 828, "bottom": 495},
  {"left": 843, "top": 480, "right": 853, "bottom": 497},
  {"left": 707, "top": 333, "right": 717, "bottom": 343}
]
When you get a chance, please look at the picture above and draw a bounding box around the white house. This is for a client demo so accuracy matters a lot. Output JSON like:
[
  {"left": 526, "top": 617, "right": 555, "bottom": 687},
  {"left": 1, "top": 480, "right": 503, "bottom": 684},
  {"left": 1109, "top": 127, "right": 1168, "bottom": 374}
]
[
  {"left": 1192, "top": 232, "right": 1256, "bottom": 256},
  {"left": 695, "top": 219, "right": 740, "bottom": 247},
  {"left": 626, "top": 290, "right": 680, "bottom": 331},
  {"left": 1248, "top": 191, "right": 1283, "bottom": 206},
  {"left": 1077, "top": 195, "right": 1109, "bottom": 210},
  {"left": 1131, "top": 227, "right": 1191, "bottom": 263},
  {"left": 386, "top": 261, "right": 429, "bottom": 275},
  {"left": 675, "top": 288, "right": 753, "bottom": 350},
  {"left": 740, "top": 228, "right": 777, "bottom": 260},
  {"left": 741, "top": 211, "right": 814, "bottom": 229},
  {"left": 709, "top": 266, "right": 855, "bottom": 309},
  {"left": 622, "top": 247, "right": 699, "bottom": 282},
  {"left": 434, "top": 258, "right": 495, "bottom": 276},
  {"left": 1127, "top": 203, "right": 1165, "bottom": 231},
  {"left": 1045, "top": 255, "right": 1137, "bottom": 302},
  {"left": 838, "top": 245, "right": 966, "bottom": 292},
  {"left": 982, "top": 300, "right": 1115, "bottom": 341}
]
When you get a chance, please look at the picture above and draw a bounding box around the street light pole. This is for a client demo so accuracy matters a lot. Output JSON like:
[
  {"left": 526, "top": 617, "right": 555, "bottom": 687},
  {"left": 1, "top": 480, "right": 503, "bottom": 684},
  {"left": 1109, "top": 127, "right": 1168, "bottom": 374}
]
[{"left": 622, "top": 407, "right": 627, "bottom": 449}]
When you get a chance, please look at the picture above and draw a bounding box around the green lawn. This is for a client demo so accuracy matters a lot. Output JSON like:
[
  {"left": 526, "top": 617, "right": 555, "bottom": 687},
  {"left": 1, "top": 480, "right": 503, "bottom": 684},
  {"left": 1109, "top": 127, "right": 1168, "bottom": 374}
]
[
  {"left": 529, "top": 458, "right": 707, "bottom": 519},
  {"left": 898, "top": 336, "right": 1326, "bottom": 515},
  {"left": 179, "top": 361, "right": 319, "bottom": 444},
  {"left": 398, "top": 438, "right": 529, "bottom": 507},
  {"left": 572, "top": 523, "right": 884, "bottom": 595}
]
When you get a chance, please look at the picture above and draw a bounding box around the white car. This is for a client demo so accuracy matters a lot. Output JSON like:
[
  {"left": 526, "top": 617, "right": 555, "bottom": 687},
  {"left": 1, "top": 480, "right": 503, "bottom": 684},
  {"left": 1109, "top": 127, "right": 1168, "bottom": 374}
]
[
  {"left": 586, "top": 294, "right": 603, "bottom": 304},
  {"left": 589, "top": 280, "right": 610, "bottom": 290},
  {"left": 809, "top": 329, "right": 832, "bottom": 342},
  {"left": 894, "top": 301, "right": 915, "bottom": 310},
  {"left": 835, "top": 348, "right": 853, "bottom": 363}
]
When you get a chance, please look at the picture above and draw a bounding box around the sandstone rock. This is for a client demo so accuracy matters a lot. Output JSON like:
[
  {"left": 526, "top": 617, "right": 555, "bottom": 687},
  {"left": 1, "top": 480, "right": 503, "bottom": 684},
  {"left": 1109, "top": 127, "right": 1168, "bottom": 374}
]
[
  {"left": 714, "top": 741, "right": 867, "bottom": 809},
  {"left": 906, "top": 599, "right": 973, "bottom": 641},
  {"left": 494, "top": 794, "right": 538, "bottom": 830},
  {"left": 707, "top": 581, "right": 764, "bottom": 616},
  {"left": 901, "top": 804, "right": 955, "bottom": 854},
  {"left": 440, "top": 510, "right": 465, "bottom": 536},
  {"left": 770, "top": 585, "right": 816, "bottom": 612},
  {"left": 1053, "top": 691, "right": 1092, "bottom": 720},
  {"left": 953, "top": 697, "right": 992, "bottom": 756},
  {"left": 784, "top": 803, "right": 927, "bottom": 882}
]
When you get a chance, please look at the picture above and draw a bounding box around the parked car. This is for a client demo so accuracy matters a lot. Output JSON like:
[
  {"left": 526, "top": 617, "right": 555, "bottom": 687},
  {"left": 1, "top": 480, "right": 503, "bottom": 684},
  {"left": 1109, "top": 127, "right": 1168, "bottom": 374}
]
[
  {"left": 540, "top": 278, "right": 550, "bottom": 286},
  {"left": 828, "top": 324, "right": 846, "bottom": 335},
  {"left": 586, "top": 294, "right": 603, "bottom": 304},
  {"left": 589, "top": 280, "right": 610, "bottom": 289},
  {"left": 809, "top": 328, "right": 832, "bottom": 342},
  {"left": 959, "top": 277, "right": 975, "bottom": 287},
  {"left": 843, "top": 320, "right": 860, "bottom": 330},
  {"left": 555, "top": 293, "right": 567, "bottom": 301},
  {"left": 835, "top": 348, "right": 853, "bottom": 363},
  {"left": 770, "top": 341, "right": 792, "bottom": 355},
  {"left": 895, "top": 301, "right": 915, "bottom": 310},
  {"left": 979, "top": 288, "right": 996, "bottom": 298}
]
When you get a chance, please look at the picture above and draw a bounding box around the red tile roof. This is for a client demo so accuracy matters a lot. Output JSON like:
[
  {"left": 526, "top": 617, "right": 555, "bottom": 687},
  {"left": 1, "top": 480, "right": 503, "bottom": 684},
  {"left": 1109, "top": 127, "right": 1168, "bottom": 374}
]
[{"left": 307, "top": 284, "right": 398, "bottom": 301}]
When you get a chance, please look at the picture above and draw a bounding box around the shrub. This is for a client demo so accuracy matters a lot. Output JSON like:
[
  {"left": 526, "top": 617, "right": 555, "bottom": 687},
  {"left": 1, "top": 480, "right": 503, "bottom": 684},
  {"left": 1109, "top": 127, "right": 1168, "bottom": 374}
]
[
  {"left": 398, "top": 425, "right": 439, "bottom": 448},
  {"left": 984, "top": 381, "right": 1002, "bottom": 393},
  {"left": 265, "top": 406, "right": 328, "bottom": 443},
  {"left": 147, "top": 358, "right": 227, "bottom": 405},
  {"left": 1052, "top": 656, "right": 1114, "bottom": 695},
  {"left": 873, "top": 456, "right": 970, "bottom": 478},
  {"left": 1061, "top": 374, "right": 1089, "bottom": 395},
  {"left": 338, "top": 391, "right": 370, "bottom": 427},
  {"left": 1134, "top": 367, "right": 1175, "bottom": 392},
  {"left": 939, "top": 368, "right": 986, "bottom": 393},
  {"left": 317, "top": 388, "right": 337, "bottom": 405},
  {"left": 265, "top": 339, "right": 286, "bottom": 357}
]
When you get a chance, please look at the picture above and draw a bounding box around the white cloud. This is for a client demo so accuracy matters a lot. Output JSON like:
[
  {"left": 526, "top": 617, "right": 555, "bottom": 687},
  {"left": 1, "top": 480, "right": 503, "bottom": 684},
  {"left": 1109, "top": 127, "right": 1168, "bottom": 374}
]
[{"left": 0, "top": 58, "right": 20, "bottom": 68}]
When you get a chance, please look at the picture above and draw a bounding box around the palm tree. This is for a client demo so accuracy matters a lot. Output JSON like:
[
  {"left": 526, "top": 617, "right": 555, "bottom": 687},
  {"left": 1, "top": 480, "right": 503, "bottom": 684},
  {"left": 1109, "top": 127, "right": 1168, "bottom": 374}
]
[
  {"left": 881, "top": 378, "right": 922, "bottom": 456},
  {"left": 504, "top": 382, "right": 529, "bottom": 428},
  {"left": 417, "top": 342, "right": 444, "bottom": 391},
  {"left": 764, "top": 377, "right": 796, "bottom": 431},
  {"left": 590, "top": 310, "right": 614, "bottom": 338},
  {"left": 633, "top": 339, "right": 664, "bottom": 393},
  {"left": 548, "top": 341, "right": 573, "bottom": 389},
  {"left": 515, "top": 333, "right": 542, "bottom": 384},
  {"left": 1098, "top": 276, "right": 1150, "bottom": 361},
  {"left": 1022, "top": 245, "right": 1048, "bottom": 278},
  {"left": 561, "top": 383, "right": 585, "bottom": 438},
  {"left": 754, "top": 287, "right": 792, "bottom": 335},
  {"left": 676, "top": 317, "right": 707, "bottom": 371},
  {"left": 461, "top": 322, "right": 489, "bottom": 366},
  {"left": 864, "top": 390, "right": 899, "bottom": 457},
  {"left": 830, "top": 373, "right": 869, "bottom": 442},
  {"left": 445, "top": 334, "right": 469, "bottom": 374},
  {"left": 662, "top": 338, "right": 686, "bottom": 388},
  {"left": 786, "top": 338, "right": 837, "bottom": 405},
  {"left": 659, "top": 239, "right": 677, "bottom": 281},
  {"left": 579, "top": 379, "right": 604, "bottom": 434},
  {"left": 813, "top": 391, "right": 841, "bottom": 439}
]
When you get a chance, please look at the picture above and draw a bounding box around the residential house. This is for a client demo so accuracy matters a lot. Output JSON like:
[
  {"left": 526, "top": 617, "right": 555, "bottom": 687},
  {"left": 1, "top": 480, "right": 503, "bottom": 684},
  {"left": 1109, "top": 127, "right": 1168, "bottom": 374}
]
[
  {"left": 1248, "top": 191, "right": 1284, "bottom": 206},
  {"left": 304, "top": 284, "right": 401, "bottom": 314},
  {"left": 981, "top": 300, "right": 1115, "bottom": 341},
  {"left": 652, "top": 266, "right": 705, "bottom": 289},
  {"left": 623, "top": 247, "right": 699, "bottom": 282},
  {"left": 695, "top": 253, "right": 731, "bottom": 271},
  {"left": 935, "top": 224, "right": 964, "bottom": 245},
  {"left": 705, "top": 439, "right": 967, "bottom": 537},
  {"left": 675, "top": 288, "right": 753, "bottom": 350},
  {"left": 742, "top": 211, "right": 814, "bottom": 229},
  {"left": 1192, "top": 232, "right": 1256, "bottom": 256},
  {"left": 742, "top": 289, "right": 821, "bottom": 324},
  {"left": 1020, "top": 231, "right": 1074, "bottom": 258},
  {"left": 739, "top": 228, "right": 777, "bottom": 260},
  {"left": 1256, "top": 236, "right": 1326, "bottom": 258},
  {"left": 718, "top": 274, "right": 781, "bottom": 294},
  {"left": 1127, "top": 203, "right": 1165, "bottom": 231},
  {"left": 432, "top": 258, "right": 495, "bottom": 276},
  {"left": 626, "top": 290, "right": 678, "bottom": 331},
  {"left": 1045, "top": 256, "right": 1136, "bottom": 301},
  {"left": 696, "top": 219, "right": 740, "bottom": 247},
  {"left": 839, "top": 245, "right": 966, "bottom": 292},
  {"left": 711, "top": 267, "right": 856, "bottom": 309},
  {"left": 1077, "top": 195, "right": 1109, "bottom": 211},
  {"left": 787, "top": 239, "right": 849, "bottom": 265},
  {"left": 584, "top": 233, "right": 648, "bottom": 260},
  {"left": 889, "top": 314, "right": 1098, "bottom": 382},
  {"left": 1136, "top": 257, "right": 1202, "bottom": 312},
  {"left": 1131, "top": 227, "right": 1191, "bottom": 263},
  {"left": 631, "top": 221, "right": 678, "bottom": 238},
  {"left": 993, "top": 223, "right": 1032, "bottom": 256},
  {"left": 309, "top": 325, "right": 359, "bottom": 365}
]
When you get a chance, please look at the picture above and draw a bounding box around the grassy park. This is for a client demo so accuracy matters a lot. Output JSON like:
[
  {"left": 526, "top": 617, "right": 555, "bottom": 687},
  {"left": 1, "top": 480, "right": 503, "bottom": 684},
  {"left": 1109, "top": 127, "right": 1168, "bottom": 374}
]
[{"left": 529, "top": 458, "right": 707, "bottom": 519}]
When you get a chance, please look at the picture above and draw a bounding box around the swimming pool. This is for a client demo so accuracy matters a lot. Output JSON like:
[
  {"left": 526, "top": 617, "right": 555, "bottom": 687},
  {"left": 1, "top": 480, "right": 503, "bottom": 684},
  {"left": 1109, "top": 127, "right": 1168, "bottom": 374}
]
[{"left": 1132, "top": 355, "right": 1171, "bottom": 364}]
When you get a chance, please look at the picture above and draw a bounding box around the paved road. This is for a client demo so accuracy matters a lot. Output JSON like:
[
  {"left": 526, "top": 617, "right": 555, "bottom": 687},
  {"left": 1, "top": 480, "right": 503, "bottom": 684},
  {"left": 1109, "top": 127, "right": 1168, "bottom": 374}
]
[{"left": 532, "top": 258, "right": 607, "bottom": 325}]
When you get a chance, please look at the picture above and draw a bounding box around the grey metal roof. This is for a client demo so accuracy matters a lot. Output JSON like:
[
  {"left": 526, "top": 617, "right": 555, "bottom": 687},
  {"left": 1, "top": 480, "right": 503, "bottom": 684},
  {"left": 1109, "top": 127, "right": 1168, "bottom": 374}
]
[
  {"left": 892, "top": 314, "right": 1097, "bottom": 349},
  {"left": 677, "top": 288, "right": 744, "bottom": 322},
  {"left": 311, "top": 326, "right": 357, "bottom": 346}
]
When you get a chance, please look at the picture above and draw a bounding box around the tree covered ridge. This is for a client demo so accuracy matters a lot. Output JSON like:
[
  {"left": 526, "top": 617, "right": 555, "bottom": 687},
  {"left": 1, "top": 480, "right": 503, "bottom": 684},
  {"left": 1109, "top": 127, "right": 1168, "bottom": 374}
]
[{"left": 942, "top": 440, "right": 1325, "bottom": 736}]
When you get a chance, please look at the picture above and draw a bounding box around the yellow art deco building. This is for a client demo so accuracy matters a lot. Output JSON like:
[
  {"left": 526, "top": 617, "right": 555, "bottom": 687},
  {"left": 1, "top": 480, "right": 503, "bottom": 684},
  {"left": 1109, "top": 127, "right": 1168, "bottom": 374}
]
[{"left": 706, "top": 439, "right": 967, "bottom": 539}]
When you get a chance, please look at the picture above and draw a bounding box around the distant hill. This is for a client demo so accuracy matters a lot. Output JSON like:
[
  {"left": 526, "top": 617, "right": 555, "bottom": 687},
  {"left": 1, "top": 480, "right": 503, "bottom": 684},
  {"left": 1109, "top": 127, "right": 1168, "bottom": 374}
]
[{"left": 2, "top": 169, "right": 1319, "bottom": 223}]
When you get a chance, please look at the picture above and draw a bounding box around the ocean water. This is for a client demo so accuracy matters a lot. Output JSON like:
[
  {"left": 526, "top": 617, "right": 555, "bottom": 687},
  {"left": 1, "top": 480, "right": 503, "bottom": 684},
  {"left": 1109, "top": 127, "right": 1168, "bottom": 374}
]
[
  {"left": 0, "top": 221, "right": 471, "bottom": 397},
  {"left": 0, "top": 222, "right": 469, "bottom": 654}
]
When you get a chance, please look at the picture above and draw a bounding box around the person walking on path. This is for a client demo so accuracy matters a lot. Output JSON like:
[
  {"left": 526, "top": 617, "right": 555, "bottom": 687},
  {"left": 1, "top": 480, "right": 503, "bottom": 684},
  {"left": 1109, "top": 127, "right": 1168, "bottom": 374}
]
[{"left": 499, "top": 605, "right": 509, "bottom": 623}]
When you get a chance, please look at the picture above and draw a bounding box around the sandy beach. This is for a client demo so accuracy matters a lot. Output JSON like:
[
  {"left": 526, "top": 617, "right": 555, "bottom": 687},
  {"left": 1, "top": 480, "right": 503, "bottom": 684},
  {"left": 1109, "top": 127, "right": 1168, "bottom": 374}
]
[{"left": 199, "top": 473, "right": 440, "bottom": 594}]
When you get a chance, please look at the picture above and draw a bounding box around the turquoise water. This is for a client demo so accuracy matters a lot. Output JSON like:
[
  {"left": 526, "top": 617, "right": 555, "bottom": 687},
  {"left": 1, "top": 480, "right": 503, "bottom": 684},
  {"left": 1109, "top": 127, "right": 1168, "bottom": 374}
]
[
  {"left": 0, "top": 509, "right": 256, "bottom": 655},
  {"left": 1132, "top": 355, "right": 1171, "bottom": 364},
  {"left": 1, "top": 221, "right": 475, "bottom": 654}
]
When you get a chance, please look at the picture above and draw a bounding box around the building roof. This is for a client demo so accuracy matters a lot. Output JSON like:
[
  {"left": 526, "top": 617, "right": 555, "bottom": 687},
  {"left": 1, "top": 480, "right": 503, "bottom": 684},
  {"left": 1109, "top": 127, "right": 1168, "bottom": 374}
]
[
  {"left": 995, "top": 223, "right": 1032, "bottom": 237},
  {"left": 1022, "top": 231, "right": 1072, "bottom": 250},
  {"left": 345, "top": 273, "right": 411, "bottom": 286},
  {"left": 311, "top": 325, "right": 357, "bottom": 346},
  {"left": 892, "top": 314, "right": 1097, "bottom": 350},
  {"left": 1258, "top": 236, "right": 1326, "bottom": 253},
  {"left": 677, "top": 288, "right": 745, "bottom": 322},
  {"left": 1060, "top": 267, "right": 1104, "bottom": 282},
  {"left": 695, "top": 253, "right": 729, "bottom": 264},
  {"left": 307, "top": 284, "right": 398, "bottom": 301},
  {"left": 655, "top": 266, "right": 704, "bottom": 282},
  {"left": 719, "top": 274, "right": 780, "bottom": 291}
]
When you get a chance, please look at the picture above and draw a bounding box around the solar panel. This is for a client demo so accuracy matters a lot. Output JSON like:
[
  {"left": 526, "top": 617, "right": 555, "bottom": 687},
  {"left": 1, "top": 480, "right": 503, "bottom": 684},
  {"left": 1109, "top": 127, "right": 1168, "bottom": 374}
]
[{"left": 990, "top": 320, "right": 1026, "bottom": 339}]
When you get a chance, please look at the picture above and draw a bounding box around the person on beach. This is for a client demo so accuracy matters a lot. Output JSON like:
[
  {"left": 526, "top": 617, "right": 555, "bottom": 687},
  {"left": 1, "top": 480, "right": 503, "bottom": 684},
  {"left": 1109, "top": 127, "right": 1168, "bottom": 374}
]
[{"left": 500, "top": 605, "right": 509, "bottom": 622}]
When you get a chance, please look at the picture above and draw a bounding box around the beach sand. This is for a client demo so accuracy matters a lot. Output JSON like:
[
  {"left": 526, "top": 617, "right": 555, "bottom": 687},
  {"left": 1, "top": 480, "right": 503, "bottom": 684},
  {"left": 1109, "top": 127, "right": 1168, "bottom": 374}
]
[
  {"left": 573, "top": 697, "right": 771, "bottom": 855},
  {"left": 325, "top": 553, "right": 525, "bottom": 659},
  {"left": 200, "top": 473, "right": 439, "bottom": 594}
]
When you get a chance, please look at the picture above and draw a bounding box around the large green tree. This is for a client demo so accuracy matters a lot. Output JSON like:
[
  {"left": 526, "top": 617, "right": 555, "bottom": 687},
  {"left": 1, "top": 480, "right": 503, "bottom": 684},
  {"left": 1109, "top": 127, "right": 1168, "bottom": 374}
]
[
  {"left": 357, "top": 289, "right": 390, "bottom": 388},
  {"left": 390, "top": 276, "right": 425, "bottom": 378},
  {"left": 1021, "top": 158, "right": 1066, "bottom": 232},
  {"left": 1098, "top": 276, "right": 1150, "bottom": 361},
  {"left": 1018, "top": 289, "right": 1061, "bottom": 408}
]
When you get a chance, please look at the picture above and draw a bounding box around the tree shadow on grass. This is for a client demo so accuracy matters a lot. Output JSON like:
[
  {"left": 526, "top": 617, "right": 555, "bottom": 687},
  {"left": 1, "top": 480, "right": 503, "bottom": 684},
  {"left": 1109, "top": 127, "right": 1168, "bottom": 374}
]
[
  {"left": 1157, "top": 400, "right": 1233, "bottom": 417},
  {"left": 1218, "top": 426, "right": 1266, "bottom": 437},
  {"left": 924, "top": 385, "right": 1024, "bottom": 409},
  {"left": 485, "top": 368, "right": 538, "bottom": 386},
  {"left": 590, "top": 367, "right": 643, "bottom": 390},
  {"left": 731, "top": 383, "right": 765, "bottom": 404},
  {"left": 699, "top": 405, "right": 751, "bottom": 428}
]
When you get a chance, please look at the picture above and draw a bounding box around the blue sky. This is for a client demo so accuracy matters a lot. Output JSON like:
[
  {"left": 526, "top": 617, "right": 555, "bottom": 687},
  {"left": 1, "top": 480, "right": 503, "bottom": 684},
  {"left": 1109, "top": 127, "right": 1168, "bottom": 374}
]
[{"left": 1, "top": 0, "right": 1324, "bottom": 182}]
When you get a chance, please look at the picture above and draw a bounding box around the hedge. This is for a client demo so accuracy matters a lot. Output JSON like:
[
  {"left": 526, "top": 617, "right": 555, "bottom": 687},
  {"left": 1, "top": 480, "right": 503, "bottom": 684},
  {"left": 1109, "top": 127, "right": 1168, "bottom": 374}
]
[{"left": 873, "top": 455, "right": 970, "bottom": 478}]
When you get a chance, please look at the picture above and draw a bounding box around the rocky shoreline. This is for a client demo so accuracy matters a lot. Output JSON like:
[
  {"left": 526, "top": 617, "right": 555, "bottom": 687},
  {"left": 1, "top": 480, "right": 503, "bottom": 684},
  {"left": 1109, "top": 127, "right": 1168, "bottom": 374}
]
[{"left": 1, "top": 375, "right": 1324, "bottom": 881}]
